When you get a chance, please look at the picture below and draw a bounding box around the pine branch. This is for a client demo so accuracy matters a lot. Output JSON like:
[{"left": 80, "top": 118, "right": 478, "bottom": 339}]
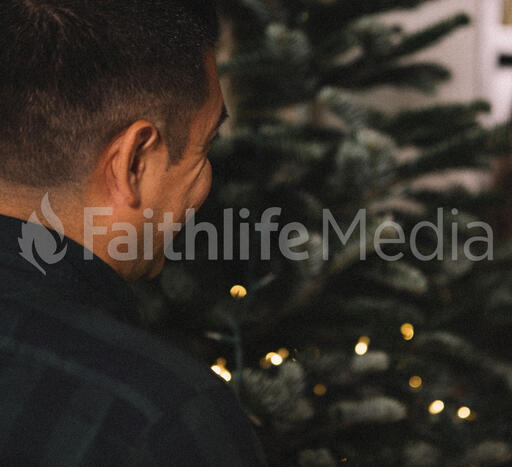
[
  {"left": 397, "top": 127, "right": 489, "bottom": 178},
  {"left": 380, "top": 100, "right": 490, "bottom": 146},
  {"left": 261, "top": 218, "right": 386, "bottom": 327},
  {"left": 321, "top": 62, "right": 450, "bottom": 93},
  {"left": 398, "top": 122, "right": 512, "bottom": 178},
  {"left": 304, "top": 0, "right": 438, "bottom": 39},
  {"left": 386, "top": 13, "right": 470, "bottom": 60}
]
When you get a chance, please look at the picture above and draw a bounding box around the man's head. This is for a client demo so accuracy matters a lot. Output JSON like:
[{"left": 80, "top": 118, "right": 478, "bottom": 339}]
[{"left": 0, "top": 0, "right": 226, "bottom": 280}]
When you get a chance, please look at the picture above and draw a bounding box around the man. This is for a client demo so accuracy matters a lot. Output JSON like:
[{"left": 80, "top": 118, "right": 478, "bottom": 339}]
[{"left": 0, "top": 1, "right": 267, "bottom": 465}]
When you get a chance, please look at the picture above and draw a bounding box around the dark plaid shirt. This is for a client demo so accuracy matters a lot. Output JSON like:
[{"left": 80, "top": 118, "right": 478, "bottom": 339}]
[{"left": 0, "top": 214, "right": 267, "bottom": 466}]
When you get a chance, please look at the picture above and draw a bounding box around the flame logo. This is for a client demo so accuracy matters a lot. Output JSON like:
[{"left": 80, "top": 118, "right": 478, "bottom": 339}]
[{"left": 18, "top": 193, "right": 68, "bottom": 275}]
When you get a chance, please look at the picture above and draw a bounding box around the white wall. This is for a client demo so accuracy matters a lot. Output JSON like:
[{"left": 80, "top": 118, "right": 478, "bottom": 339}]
[
  {"left": 477, "top": 0, "right": 512, "bottom": 124},
  {"left": 383, "top": 0, "right": 478, "bottom": 98},
  {"left": 364, "top": 0, "right": 507, "bottom": 192},
  {"left": 360, "top": 0, "right": 512, "bottom": 124}
]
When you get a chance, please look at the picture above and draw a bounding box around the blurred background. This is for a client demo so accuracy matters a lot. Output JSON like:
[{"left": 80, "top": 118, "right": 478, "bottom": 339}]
[{"left": 137, "top": 1, "right": 512, "bottom": 465}]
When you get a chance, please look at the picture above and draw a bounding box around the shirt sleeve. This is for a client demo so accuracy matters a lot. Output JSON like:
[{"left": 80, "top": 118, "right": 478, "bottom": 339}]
[{"left": 127, "top": 383, "right": 268, "bottom": 467}]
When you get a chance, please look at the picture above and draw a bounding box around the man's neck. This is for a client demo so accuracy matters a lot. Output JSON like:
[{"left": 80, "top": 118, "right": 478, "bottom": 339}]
[
  {"left": 0, "top": 186, "right": 116, "bottom": 276},
  {"left": 0, "top": 185, "right": 150, "bottom": 282}
]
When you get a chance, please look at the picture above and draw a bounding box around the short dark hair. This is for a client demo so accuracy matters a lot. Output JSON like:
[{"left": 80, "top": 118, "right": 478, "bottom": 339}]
[{"left": 0, "top": 0, "right": 219, "bottom": 187}]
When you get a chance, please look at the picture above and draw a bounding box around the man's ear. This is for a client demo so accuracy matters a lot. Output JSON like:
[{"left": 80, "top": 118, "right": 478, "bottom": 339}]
[{"left": 105, "top": 120, "right": 160, "bottom": 208}]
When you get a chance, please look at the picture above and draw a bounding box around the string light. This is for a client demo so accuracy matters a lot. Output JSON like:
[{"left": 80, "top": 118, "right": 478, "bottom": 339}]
[
  {"left": 313, "top": 384, "right": 327, "bottom": 396},
  {"left": 429, "top": 400, "right": 445, "bottom": 414},
  {"left": 409, "top": 376, "right": 422, "bottom": 389},
  {"left": 355, "top": 342, "right": 368, "bottom": 355},
  {"left": 210, "top": 358, "right": 232, "bottom": 382},
  {"left": 457, "top": 406, "right": 471, "bottom": 419},
  {"left": 260, "top": 348, "right": 290, "bottom": 369},
  {"left": 278, "top": 348, "right": 290, "bottom": 359},
  {"left": 400, "top": 323, "right": 415, "bottom": 341},
  {"left": 355, "top": 336, "right": 370, "bottom": 355},
  {"left": 230, "top": 285, "right": 247, "bottom": 299},
  {"left": 265, "top": 352, "right": 283, "bottom": 366},
  {"left": 220, "top": 371, "right": 232, "bottom": 382},
  {"left": 271, "top": 354, "right": 283, "bottom": 365}
]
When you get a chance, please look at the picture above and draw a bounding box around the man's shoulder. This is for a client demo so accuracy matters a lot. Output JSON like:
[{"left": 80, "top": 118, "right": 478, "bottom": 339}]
[
  {"left": 0, "top": 247, "right": 227, "bottom": 415},
  {"left": 0, "top": 291, "right": 224, "bottom": 405},
  {"left": 0, "top": 235, "right": 267, "bottom": 466},
  {"left": 0, "top": 295, "right": 268, "bottom": 466}
]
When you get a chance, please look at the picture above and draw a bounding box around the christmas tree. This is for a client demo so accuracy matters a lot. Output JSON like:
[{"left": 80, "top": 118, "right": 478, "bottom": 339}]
[{"left": 137, "top": 1, "right": 512, "bottom": 465}]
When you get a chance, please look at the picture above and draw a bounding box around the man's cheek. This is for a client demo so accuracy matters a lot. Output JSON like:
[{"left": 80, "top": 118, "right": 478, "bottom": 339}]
[
  {"left": 198, "top": 161, "right": 213, "bottom": 206},
  {"left": 204, "top": 160, "right": 213, "bottom": 193}
]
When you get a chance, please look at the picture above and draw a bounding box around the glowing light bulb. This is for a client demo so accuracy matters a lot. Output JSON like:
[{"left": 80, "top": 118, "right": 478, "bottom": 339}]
[
  {"left": 355, "top": 336, "right": 370, "bottom": 355},
  {"left": 271, "top": 355, "right": 283, "bottom": 365},
  {"left": 211, "top": 358, "right": 232, "bottom": 382},
  {"left": 220, "top": 370, "right": 232, "bottom": 382},
  {"left": 355, "top": 343, "right": 367, "bottom": 355},
  {"left": 313, "top": 384, "right": 327, "bottom": 396},
  {"left": 265, "top": 352, "right": 283, "bottom": 366},
  {"left": 429, "top": 400, "right": 444, "bottom": 414},
  {"left": 409, "top": 376, "right": 422, "bottom": 389},
  {"left": 210, "top": 365, "right": 222, "bottom": 375},
  {"left": 278, "top": 348, "right": 290, "bottom": 359},
  {"left": 230, "top": 285, "right": 247, "bottom": 299},
  {"left": 401, "top": 323, "right": 414, "bottom": 341},
  {"left": 457, "top": 406, "right": 471, "bottom": 419}
]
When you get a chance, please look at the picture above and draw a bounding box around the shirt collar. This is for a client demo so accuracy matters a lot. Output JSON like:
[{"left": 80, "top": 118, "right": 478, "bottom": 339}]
[{"left": 0, "top": 213, "right": 141, "bottom": 326}]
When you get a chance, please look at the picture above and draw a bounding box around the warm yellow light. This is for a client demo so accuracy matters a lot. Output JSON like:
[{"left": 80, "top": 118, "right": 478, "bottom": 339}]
[
  {"left": 230, "top": 285, "right": 247, "bottom": 299},
  {"left": 355, "top": 343, "right": 367, "bottom": 355},
  {"left": 355, "top": 337, "right": 370, "bottom": 356},
  {"left": 409, "top": 376, "right": 422, "bottom": 389},
  {"left": 211, "top": 358, "right": 232, "bottom": 382},
  {"left": 271, "top": 354, "right": 283, "bottom": 366},
  {"left": 216, "top": 357, "right": 227, "bottom": 367},
  {"left": 278, "top": 348, "right": 290, "bottom": 359},
  {"left": 429, "top": 400, "right": 445, "bottom": 414},
  {"left": 457, "top": 406, "right": 471, "bottom": 419},
  {"left": 220, "top": 370, "right": 232, "bottom": 382},
  {"left": 401, "top": 323, "right": 414, "bottom": 341},
  {"left": 313, "top": 384, "right": 327, "bottom": 396},
  {"left": 359, "top": 336, "right": 370, "bottom": 345},
  {"left": 265, "top": 352, "right": 284, "bottom": 366}
]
